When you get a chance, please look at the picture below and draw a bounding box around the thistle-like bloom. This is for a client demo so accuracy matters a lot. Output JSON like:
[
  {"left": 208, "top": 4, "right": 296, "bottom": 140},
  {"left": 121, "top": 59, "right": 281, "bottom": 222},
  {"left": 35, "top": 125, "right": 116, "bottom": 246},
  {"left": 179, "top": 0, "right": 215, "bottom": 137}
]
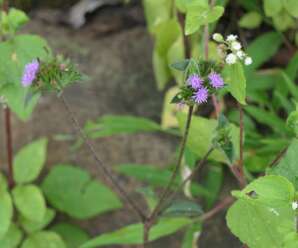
[
  {"left": 21, "top": 59, "right": 39, "bottom": 87},
  {"left": 187, "top": 74, "right": 203, "bottom": 90},
  {"left": 208, "top": 72, "right": 224, "bottom": 89},
  {"left": 193, "top": 87, "right": 208, "bottom": 104}
]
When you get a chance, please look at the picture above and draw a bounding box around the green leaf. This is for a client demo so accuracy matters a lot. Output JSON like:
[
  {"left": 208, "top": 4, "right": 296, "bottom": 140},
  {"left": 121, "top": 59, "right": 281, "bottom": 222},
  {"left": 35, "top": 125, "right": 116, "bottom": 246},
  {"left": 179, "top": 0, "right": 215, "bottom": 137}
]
[
  {"left": 246, "top": 32, "right": 282, "bottom": 71},
  {"left": 224, "top": 63, "right": 246, "bottom": 105},
  {"left": 153, "top": 48, "right": 171, "bottom": 90},
  {"left": 14, "top": 138, "right": 47, "bottom": 184},
  {"left": 0, "top": 173, "right": 8, "bottom": 194},
  {"left": 7, "top": 8, "right": 29, "bottom": 31},
  {"left": 42, "top": 165, "right": 122, "bottom": 219},
  {"left": 269, "top": 139, "right": 298, "bottom": 190},
  {"left": 263, "top": 0, "right": 282, "bottom": 16},
  {"left": 0, "top": 192, "right": 13, "bottom": 239},
  {"left": 0, "top": 35, "right": 50, "bottom": 120},
  {"left": 115, "top": 164, "right": 210, "bottom": 197},
  {"left": 20, "top": 208, "right": 55, "bottom": 234},
  {"left": 80, "top": 217, "right": 191, "bottom": 248},
  {"left": 286, "top": 52, "right": 298, "bottom": 81},
  {"left": 175, "top": 0, "right": 208, "bottom": 13},
  {"left": 272, "top": 10, "right": 295, "bottom": 31},
  {"left": 182, "top": 223, "right": 202, "bottom": 248},
  {"left": 170, "top": 59, "right": 190, "bottom": 71},
  {"left": 51, "top": 223, "right": 89, "bottom": 248},
  {"left": 245, "top": 105, "right": 287, "bottom": 134},
  {"left": 238, "top": 11, "right": 262, "bottom": 29},
  {"left": 85, "top": 115, "right": 161, "bottom": 139},
  {"left": 227, "top": 175, "right": 296, "bottom": 248},
  {"left": 21, "top": 231, "right": 66, "bottom": 248},
  {"left": 177, "top": 112, "right": 239, "bottom": 164},
  {"left": 0, "top": 224, "right": 23, "bottom": 248},
  {"left": 283, "top": 0, "right": 298, "bottom": 18},
  {"left": 143, "top": 0, "right": 171, "bottom": 32},
  {"left": 162, "top": 200, "right": 203, "bottom": 217},
  {"left": 185, "top": 5, "right": 224, "bottom": 35},
  {"left": 12, "top": 184, "right": 46, "bottom": 222}
]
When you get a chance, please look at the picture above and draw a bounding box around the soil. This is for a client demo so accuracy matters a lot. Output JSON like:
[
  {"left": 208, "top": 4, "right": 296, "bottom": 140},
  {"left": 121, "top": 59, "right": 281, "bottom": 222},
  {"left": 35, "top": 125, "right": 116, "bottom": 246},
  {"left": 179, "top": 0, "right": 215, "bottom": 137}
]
[{"left": 0, "top": 3, "right": 241, "bottom": 248}]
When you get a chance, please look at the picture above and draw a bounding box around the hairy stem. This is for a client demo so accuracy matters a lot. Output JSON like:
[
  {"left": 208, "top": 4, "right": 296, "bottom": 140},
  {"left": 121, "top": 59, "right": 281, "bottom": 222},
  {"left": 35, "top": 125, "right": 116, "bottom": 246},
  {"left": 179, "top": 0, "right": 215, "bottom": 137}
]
[
  {"left": 4, "top": 107, "right": 14, "bottom": 188},
  {"left": 60, "top": 95, "right": 147, "bottom": 221}
]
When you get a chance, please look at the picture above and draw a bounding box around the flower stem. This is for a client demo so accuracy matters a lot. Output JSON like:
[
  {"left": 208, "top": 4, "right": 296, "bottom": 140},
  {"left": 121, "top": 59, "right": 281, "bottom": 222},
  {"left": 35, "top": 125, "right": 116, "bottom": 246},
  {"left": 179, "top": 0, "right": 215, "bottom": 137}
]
[{"left": 4, "top": 106, "right": 14, "bottom": 188}]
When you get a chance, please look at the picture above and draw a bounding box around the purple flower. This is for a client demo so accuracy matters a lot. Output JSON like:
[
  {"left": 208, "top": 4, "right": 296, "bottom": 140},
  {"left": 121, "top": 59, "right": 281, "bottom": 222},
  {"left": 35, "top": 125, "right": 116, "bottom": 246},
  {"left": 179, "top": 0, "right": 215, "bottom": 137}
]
[
  {"left": 193, "top": 87, "right": 208, "bottom": 104},
  {"left": 208, "top": 72, "right": 224, "bottom": 89},
  {"left": 187, "top": 74, "right": 203, "bottom": 90},
  {"left": 21, "top": 59, "right": 39, "bottom": 87}
]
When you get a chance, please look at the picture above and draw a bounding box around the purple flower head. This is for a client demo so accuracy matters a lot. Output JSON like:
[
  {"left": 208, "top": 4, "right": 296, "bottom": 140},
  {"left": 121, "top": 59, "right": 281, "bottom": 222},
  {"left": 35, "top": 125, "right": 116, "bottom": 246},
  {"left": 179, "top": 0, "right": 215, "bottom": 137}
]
[
  {"left": 193, "top": 87, "right": 208, "bottom": 104},
  {"left": 187, "top": 74, "right": 203, "bottom": 90},
  {"left": 208, "top": 72, "right": 224, "bottom": 89},
  {"left": 21, "top": 59, "right": 40, "bottom": 87}
]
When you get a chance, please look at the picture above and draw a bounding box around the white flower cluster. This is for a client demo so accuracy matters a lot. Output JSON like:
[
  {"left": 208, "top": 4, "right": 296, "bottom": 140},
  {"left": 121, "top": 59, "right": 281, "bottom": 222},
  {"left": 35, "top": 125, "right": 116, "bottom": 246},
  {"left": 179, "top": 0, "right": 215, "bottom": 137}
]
[{"left": 212, "top": 33, "right": 252, "bottom": 66}]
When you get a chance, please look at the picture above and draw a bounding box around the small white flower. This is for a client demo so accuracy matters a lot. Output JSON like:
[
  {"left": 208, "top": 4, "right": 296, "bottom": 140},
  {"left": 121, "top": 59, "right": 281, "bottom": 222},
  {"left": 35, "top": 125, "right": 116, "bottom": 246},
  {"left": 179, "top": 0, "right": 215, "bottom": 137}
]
[
  {"left": 292, "top": 201, "right": 298, "bottom": 210},
  {"left": 225, "top": 53, "right": 237, "bottom": 64},
  {"left": 244, "top": 57, "right": 253, "bottom": 65},
  {"left": 236, "top": 50, "right": 245, "bottom": 59},
  {"left": 212, "top": 33, "right": 223, "bottom": 42},
  {"left": 231, "top": 41, "right": 242, "bottom": 51},
  {"left": 226, "top": 34, "right": 238, "bottom": 42}
]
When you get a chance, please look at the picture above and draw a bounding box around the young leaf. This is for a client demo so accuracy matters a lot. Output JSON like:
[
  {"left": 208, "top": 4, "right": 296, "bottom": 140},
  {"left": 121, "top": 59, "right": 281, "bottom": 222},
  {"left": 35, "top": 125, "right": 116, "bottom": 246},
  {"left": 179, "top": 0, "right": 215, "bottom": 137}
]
[
  {"left": 227, "top": 176, "right": 295, "bottom": 248},
  {"left": 283, "top": 0, "right": 298, "bottom": 18},
  {"left": 41, "top": 165, "right": 122, "bottom": 219},
  {"left": 224, "top": 62, "right": 246, "bottom": 105},
  {"left": 185, "top": 4, "right": 224, "bottom": 35},
  {"left": 0, "top": 224, "right": 23, "bottom": 248},
  {"left": 12, "top": 184, "right": 46, "bottom": 222},
  {"left": 7, "top": 8, "right": 29, "bottom": 31},
  {"left": 21, "top": 231, "right": 66, "bottom": 248},
  {"left": 238, "top": 11, "right": 262, "bottom": 29},
  {"left": 51, "top": 223, "right": 89, "bottom": 248},
  {"left": 263, "top": 0, "right": 282, "bottom": 17},
  {"left": 81, "top": 218, "right": 192, "bottom": 248},
  {"left": 0, "top": 191, "right": 13, "bottom": 239},
  {"left": 14, "top": 138, "right": 48, "bottom": 184}
]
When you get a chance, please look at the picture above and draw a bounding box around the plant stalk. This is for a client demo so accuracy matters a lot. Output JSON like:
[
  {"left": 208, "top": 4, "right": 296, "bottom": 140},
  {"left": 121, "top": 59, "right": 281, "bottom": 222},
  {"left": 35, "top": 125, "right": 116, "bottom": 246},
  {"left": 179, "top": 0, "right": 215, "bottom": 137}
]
[
  {"left": 238, "top": 103, "right": 246, "bottom": 187},
  {"left": 4, "top": 106, "right": 14, "bottom": 188}
]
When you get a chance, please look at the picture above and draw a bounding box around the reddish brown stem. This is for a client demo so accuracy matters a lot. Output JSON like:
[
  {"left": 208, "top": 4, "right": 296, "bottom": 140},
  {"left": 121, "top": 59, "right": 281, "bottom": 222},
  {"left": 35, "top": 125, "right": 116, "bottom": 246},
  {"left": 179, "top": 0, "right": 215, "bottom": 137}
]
[
  {"left": 4, "top": 107, "right": 14, "bottom": 188},
  {"left": 200, "top": 196, "right": 234, "bottom": 221},
  {"left": 268, "top": 146, "right": 288, "bottom": 168}
]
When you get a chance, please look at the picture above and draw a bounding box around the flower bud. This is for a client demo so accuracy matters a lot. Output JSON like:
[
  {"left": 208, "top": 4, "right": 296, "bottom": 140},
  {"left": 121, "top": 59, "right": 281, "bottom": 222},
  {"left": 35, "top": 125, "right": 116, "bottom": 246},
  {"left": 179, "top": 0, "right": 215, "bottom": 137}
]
[{"left": 212, "top": 33, "right": 224, "bottom": 42}]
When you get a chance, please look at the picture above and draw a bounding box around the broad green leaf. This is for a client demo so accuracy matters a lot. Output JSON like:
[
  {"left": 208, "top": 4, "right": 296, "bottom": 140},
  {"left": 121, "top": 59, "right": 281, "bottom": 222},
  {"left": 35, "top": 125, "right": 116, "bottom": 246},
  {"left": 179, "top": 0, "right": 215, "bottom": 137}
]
[
  {"left": 81, "top": 217, "right": 191, "bottom": 248},
  {"left": 21, "top": 231, "right": 66, "bottom": 248},
  {"left": 84, "top": 115, "right": 161, "bottom": 139},
  {"left": 224, "top": 62, "right": 246, "bottom": 105},
  {"left": 185, "top": 5, "right": 224, "bottom": 35},
  {"left": 286, "top": 52, "right": 298, "bottom": 80},
  {"left": 0, "top": 35, "right": 50, "bottom": 120},
  {"left": 177, "top": 112, "right": 239, "bottom": 164},
  {"left": 0, "top": 224, "right": 23, "bottom": 248},
  {"left": 227, "top": 176, "right": 296, "bottom": 248},
  {"left": 14, "top": 138, "right": 47, "bottom": 184},
  {"left": 263, "top": 0, "right": 282, "bottom": 16},
  {"left": 0, "top": 173, "right": 8, "bottom": 194},
  {"left": 51, "top": 223, "right": 89, "bottom": 248},
  {"left": 182, "top": 223, "right": 202, "bottom": 248},
  {"left": 20, "top": 208, "right": 55, "bottom": 234},
  {"left": 153, "top": 48, "right": 171, "bottom": 90},
  {"left": 238, "top": 12, "right": 262, "bottom": 29},
  {"left": 0, "top": 192, "right": 13, "bottom": 239},
  {"left": 246, "top": 32, "right": 282, "bottom": 71},
  {"left": 175, "top": 0, "right": 208, "bottom": 13},
  {"left": 12, "top": 185, "right": 46, "bottom": 222},
  {"left": 42, "top": 165, "right": 122, "bottom": 219},
  {"left": 143, "top": 0, "right": 171, "bottom": 32},
  {"left": 283, "top": 0, "right": 298, "bottom": 18},
  {"left": 269, "top": 139, "right": 298, "bottom": 190}
]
